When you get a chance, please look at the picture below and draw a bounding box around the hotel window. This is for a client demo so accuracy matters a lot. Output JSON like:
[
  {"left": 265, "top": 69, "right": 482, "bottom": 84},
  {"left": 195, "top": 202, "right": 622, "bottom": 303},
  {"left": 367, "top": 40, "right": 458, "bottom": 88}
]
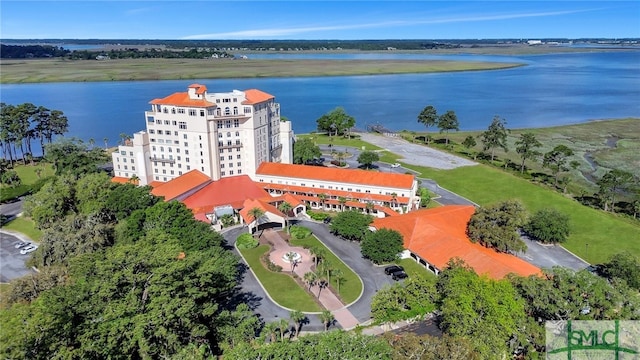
[
  {"left": 227, "top": 140, "right": 232, "bottom": 146},
  {"left": 155, "top": 119, "right": 161, "bottom": 124},
  {"left": 228, "top": 155, "right": 233, "bottom": 160},
  {"left": 149, "top": 129, "right": 155, "bottom": 134},
  {"left": 163, "top": 108, "right": 168, "bottom": 113},
  {"left": 229, "top": 170, "right": 234, "bottom": 175},
  {"left": 174, "top": 131, "right": 178, "bottom": 136},
  {"left": 179, "top": 122, "right": 187, "bottom": 129},
  {"left": 152, "top": 146, "right": 156, "bottom": 151},
  {"left": 154, "top": 169, "right": 158, "bottom": 173},
  {"left": 220, "top": 156, "right": 224, "bottom": 161},
  {"left": 218, "top": 141, "right": 223, "bottom": 147},
  {"left": 189, "top": 109, "right": 197, "bottom": 116},
  {"left": 178, "top": 164, "right": 181, "bottom": 168},
  {"left": 225, "top": 120, "right": 231, "bottom": 128},
  {"left": 186, "top": 157, "right": 190, "bottom": 162},
  {"left": 237, "top": 154, "right": 241, "bottom": 159},
  {"left": 170, "top": 170, "right": 174, "bottom": 175},
  {"left": 163, "top": 177, "right": 167, "bottom": 181},
  {"left": 200, "top": 110, "right": 205, "bottom": 117},
  {"left": 220, "top": 164, "right": 225, "bottom": 168},
  {"left": 183, "top": 134, "right": 187, "bottom": 139},
  {"left": 207, "top": 108, "right": 214, "bottom": 115},
  {"left": 234, "top": 119, "right": 239, "bottom": 127},
  {"left": 123, "top": 158, "right": 127, "bottom": 163},
  {"left": 221, "top": 171, "right": 226, "bottom": 176},
  {"left": 178, "top": 108, "right": 185, "bottom": 114},
  {"left": 147, "top": 116, "right": 155, "bottom": 123},
  {"left": 216, "top": 99, "right": 220, "bottom": 103},
  {"left": 235, "top": 140, "right": 241, "bottom": 145},
  {"left": 185, "top": 150, "right": 189, "bottom": 155},
  {"left": 200, "top": 159, "right": 204, "bottom": 164},
  {"left": 238, "top": 169, "right": 242, "bottom": 174},
  {"left": 172, "top": 121, "right": 177, "bottom": 126},
  {"left": 244, "top": 107, "right": 251, "bottom": 114},
  {"left": 224, "top": 107, "right": 230, "bottom": 116},
  {"left": 176, "top": 149, "right": 180, "bottom": 153},
  {"left": 218, "top": 133, "right": 223, "bottom": 138},
  {"left": 233, "top": 98, "right": 237, "bottom": 102},
  {"left": 223, "top": 98, "right": 230, "bottom": 103},
  {"left": 120, "top": 150, "right": 126, "bottom": 155},
  {"left": 179, "top": 171, "right": 183, "bottom": 175},
  {"left": 237, "top": 162, "right": 241, "bottom": 167},
  {"left": 229, "top": 163, "right": 233, "bottom": 168},
  {"left": 235, "top": 131, "right": 240, "bottom": 136},
  {"left": 184, "top": 142, "right": 188, "bottom": 147},
  {"left": 168, "top": 148, "right": 172, "bottom": 153},
  {"left": 233, "top": 107, "right": 238, "bottom": 115},
  {"left": 162, "top": 170, "right": 166, "bottom": 174},
  {"left": 198, "top": 135, "right": 202, "bottom": 140},
  {"left": 171, "top": 108, "right": 176, "bottom": 114},
  {"left": 164, "top": 120, "right": 170, "bottom": 125},
  {"left": 160, "top": 147, "right": 164, "bottom": 152},
  {"left": 186, "top": 165, "right": 191, "bottom": 170},
  {"left": 227, "top": 132, "right": 231, "bottom": 137},
  {"left": 164, "top": 130, "right": 171, "bottom": 135}
]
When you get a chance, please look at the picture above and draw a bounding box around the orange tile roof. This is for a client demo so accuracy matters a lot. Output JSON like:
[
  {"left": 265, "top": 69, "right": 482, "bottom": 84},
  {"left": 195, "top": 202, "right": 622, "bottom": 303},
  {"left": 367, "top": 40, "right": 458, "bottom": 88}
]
[
  {"left": 261, "top": 193, "right": 305, "bottom": 208},
  {"left": 151, "top": 170, "right": 211, "bottom": 201},
  {"left": 257, "top": 162, "right": 415, "bottom": 190},
  {"left": 188, "top": 83, "right": 208, "bottom": 94},
  {"left": 150, "top": 92, "right": 215, "bottom": 108},
  {"left": 260, "top": 182, "right": 411, "bottom": 204},
  {"left": 111, "top": 176, "right": 137, "bottom": 184},
  {"left": 239, "top": 198, "right": 285, "bottom": 224},
  {"left": 242, "top": 89, "right": 275, "bottom": 105},
  {"left": 372, "top": 205, "right": 541, "bottom": 279},
  {"left": 148, "top": 181, "right": 164, "bottom": 188},
  {"left": 182, "top": 175, "right": 269, "bottom": 212}
]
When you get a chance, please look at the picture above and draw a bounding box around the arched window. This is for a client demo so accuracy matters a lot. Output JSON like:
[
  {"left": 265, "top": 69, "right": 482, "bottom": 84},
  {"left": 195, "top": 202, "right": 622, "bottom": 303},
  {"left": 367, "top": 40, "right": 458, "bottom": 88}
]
[
  {"left": 225, "top": 107, "right": 230, "bottom": 116},
  {"left": 233, "top": 106, "right": 238, "bottom": 115}
]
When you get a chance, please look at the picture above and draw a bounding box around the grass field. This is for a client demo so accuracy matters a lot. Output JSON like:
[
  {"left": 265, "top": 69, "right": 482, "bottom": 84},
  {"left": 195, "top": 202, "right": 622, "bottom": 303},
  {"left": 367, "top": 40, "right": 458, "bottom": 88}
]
[
  {"left": 289, "top": 234, "right": 362, "bottom": 304},
  {"left": 398, "top": 258, "right": 437, "bottom": 280},
  {"left": 238, "top": 244, "right": 322, "bottom": 312},
  {"left": 298, "top": 133, "right": 384, "bottom": 151},
  {"left": 403, "top": 162, "right": 639, "bottom": 264},
  {"left": 2, "top": 217, "right": 42, "bottom": 242},
  {"left": 404, "top": 118, "right": 640, "bottom": 193},
  {"left": 13, "top": 163, "right": 55, "bottom": 185},
  {"left": 0, "top": 58, "right": 523, "bottom": 83}
]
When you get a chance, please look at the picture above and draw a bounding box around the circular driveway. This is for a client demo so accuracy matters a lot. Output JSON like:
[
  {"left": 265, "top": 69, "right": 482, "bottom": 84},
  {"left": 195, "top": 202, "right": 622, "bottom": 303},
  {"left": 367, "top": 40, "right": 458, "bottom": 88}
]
[{"left": 0, "top": 231, "right": 36, "bottom": 283}]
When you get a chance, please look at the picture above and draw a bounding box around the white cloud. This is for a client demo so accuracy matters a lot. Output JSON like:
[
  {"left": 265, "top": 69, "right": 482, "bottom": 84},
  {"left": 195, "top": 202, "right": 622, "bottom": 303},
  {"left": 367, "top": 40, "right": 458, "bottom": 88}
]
[{"left": 181, "top": 8, "right": 598, "bottom": 39}]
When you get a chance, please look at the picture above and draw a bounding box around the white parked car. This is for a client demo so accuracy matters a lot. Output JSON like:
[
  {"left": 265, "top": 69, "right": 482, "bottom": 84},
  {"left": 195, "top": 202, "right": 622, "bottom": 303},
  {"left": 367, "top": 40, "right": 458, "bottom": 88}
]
[
  {"left": 391, "top": 163, "right": 401, "bottom": 168},
  {"left": 20, "top": 245, "right": 38, "bottom": 255},
  {"left": 14, "top": 241, "right": 30, "bottom": 249}
]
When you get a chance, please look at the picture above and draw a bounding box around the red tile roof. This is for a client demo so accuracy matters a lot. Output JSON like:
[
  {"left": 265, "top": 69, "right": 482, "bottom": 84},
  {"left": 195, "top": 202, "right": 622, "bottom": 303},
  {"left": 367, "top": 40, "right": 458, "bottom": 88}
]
[
  {"left": 188, "top": 83, "right": 208, "bottom": 94},
  {"left": 151, "top": 170, "right": 211, "bottom": 201},
  {"left": 111, "top": 176, "right": 138, "bottom": 185},
  {"left": 150, "top": 92, "right": 215, "bottom": 108},
  {"left": 239, "top": 198, "right": 284, "bottom": 224},
  {"left": 372, "top": 205, "right": 541, "bottom": 279},
  {"left": 260, "top": 182, "right": 411, "bottom": 204},
  {"left": 242, "top": 89, "right": 275, "bottom": 105},
  {"left": 182, "top": 175, "right": 269, "bottom": 213},
  {"left": 256, "top": 163, "right": 415, "bottom": 190}
]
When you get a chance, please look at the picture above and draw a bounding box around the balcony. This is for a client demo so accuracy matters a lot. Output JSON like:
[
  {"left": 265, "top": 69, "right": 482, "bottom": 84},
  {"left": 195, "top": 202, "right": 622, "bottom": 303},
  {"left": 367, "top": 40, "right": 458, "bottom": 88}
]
[
  {"left": 149, "top": 156, "right": 175, "bottom": 164},
  {"left": 218, "top": 142, "right": 243, "bottom": 149}
]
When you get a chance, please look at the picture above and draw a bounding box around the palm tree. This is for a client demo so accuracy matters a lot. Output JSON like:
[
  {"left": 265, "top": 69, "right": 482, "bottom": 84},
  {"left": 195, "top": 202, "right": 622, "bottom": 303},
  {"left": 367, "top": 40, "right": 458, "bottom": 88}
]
[
  {"left": 321, "top": 260, "right": 333, "bottom": 285},
  {"left": 289, "top": 310, "right": 306, "bottom": 338},
  {"left": 285, "top": 251, "right": 298, "bottom": 272},
  {"left": 129, "top": 174, "right": 140, "bottom": 185},
  {"left": 317, "top": 278, "right": 328, "bottom": 298},
  {"left": 103, "top": 137, "right": 109, "bottom": 149},
  {"left": 262, "top": 322, "right": 279, "bottom": 343},
  {"left": 278, "top": 201, "right": 293, "bottom": 233},
  {"left": 318, "top": 193, "right": 327, "bottom": 210},
  {"left": 338, "top": 196, "right": 347, "bottom": 211},
  {"left": 303, "top": 271, "right": 317, "bottom": 291},
  {"left": 247, "top": 207, "right": 265, "bottom": 233},
  {"left": 309, "top": 246, "right": 325, "bottom": 269},
  {"left": 365, "top": 201, "right": 375, "bottom": 214},
  {"left": 88, "top": 138, "right": 95, "bottom": 150},
  {"left": 332, "top": 268, "right": 345, "bottom": 294},
  {"left": 277, "top": 318, "right": 289, "bottom": 342},
  {"left": 320, "top": 310, "right": 335, "bottom": 332}
]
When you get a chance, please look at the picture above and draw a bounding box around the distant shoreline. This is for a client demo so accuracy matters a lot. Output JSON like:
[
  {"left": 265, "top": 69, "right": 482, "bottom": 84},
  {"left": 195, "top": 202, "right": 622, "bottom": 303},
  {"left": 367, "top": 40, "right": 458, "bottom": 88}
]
[{"left": 0, "top": 58, "right": 525, "bottom": 84}]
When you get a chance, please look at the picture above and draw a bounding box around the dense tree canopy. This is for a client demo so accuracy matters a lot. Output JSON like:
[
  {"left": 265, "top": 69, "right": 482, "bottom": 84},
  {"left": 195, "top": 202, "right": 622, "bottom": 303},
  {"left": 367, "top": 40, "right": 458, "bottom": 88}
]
[
  {"left": 597, "top": 169, "right": 635, "bottom": 212},
  {"left": 45, "top": 138, "right": 108, "bottom": 176},
  {"left": 361, "top": 228, "right": 404, "bottom": 264},
  {"left": 466, "top": 200, "right": 528, "bottom": 253},
  {"left": 357, "top": 150, "right": 380, "bottom": 169},
  {"left": 293, "top": 137, "right": 321, "bottom": 164},
  {"left": 602, "top": 252, "right": 640, "bottom": 290},
  {"left": 329, "top": 210, "right": 373, "bottom": 242},
  {"left": 523, "top": 208, "right": 571, "bottom": 244},
  {"left": 417, "top": 105, "right": 438, "bottom": 145},
  {"left": 316, "top": 107, "right": 356, "bottom": 137}
]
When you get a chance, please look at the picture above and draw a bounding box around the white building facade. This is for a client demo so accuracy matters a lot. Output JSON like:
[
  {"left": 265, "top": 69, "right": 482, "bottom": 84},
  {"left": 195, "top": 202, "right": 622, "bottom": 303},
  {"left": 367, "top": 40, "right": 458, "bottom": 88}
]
[{"left": 112, "top": 84, "right": 294, "bottom": 185}]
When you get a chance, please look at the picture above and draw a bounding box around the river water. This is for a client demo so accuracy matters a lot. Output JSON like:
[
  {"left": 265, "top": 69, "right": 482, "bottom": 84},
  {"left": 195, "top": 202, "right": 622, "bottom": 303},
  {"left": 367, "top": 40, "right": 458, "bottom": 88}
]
[{"left": 1, "top": 51, "right": 638, "bottom": 149}]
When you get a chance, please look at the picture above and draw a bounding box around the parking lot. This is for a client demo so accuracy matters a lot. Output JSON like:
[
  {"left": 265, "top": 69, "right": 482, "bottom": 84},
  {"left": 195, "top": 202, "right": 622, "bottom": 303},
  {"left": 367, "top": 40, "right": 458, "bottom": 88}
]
[{"left": 0, "top": 231, "right": 36, "bottom": 283}]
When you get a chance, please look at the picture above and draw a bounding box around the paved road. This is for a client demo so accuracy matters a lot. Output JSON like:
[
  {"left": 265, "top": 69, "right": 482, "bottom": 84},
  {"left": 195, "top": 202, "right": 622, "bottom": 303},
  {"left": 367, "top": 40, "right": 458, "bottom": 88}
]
[
  {"left": 0, "top": 231, "right": 36, "bottom": 283},
  {"left": 0, "top": 198, "right": 25, "bottom": 219}
]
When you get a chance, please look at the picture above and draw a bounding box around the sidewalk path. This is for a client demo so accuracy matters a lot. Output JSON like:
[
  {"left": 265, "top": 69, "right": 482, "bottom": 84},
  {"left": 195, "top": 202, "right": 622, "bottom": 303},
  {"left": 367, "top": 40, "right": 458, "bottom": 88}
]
[{"left": 264, "top": 229, "right": 360, "bottom": 329}]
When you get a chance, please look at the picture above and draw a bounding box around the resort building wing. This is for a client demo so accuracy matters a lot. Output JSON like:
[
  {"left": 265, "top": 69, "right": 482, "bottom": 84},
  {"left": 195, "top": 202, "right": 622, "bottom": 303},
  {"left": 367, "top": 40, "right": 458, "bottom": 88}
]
[{"left": 372, "top": 205, "right": 542, "bottom": 279}]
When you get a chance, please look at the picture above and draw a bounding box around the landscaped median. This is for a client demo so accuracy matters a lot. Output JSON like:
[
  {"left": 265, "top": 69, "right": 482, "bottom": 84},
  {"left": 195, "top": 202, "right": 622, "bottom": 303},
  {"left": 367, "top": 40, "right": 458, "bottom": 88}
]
[
  {"left": 289, "top": 232, "right": 362, "bottom": 304},
  {"left": 237, "top": 244, "right": 322, "bottom": 312}
]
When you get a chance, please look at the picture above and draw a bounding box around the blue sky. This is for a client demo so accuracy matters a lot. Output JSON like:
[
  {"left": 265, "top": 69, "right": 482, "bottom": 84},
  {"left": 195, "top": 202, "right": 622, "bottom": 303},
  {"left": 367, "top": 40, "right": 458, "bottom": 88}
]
[{"left": 1, "top": 1, "right": 638, "bottom": 40}]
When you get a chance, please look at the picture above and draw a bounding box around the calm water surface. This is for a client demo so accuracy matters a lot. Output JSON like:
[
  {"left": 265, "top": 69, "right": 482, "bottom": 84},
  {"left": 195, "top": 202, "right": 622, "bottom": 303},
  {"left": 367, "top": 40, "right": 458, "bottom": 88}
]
[{"left": 1, "top": 51, "right": 638, "bottom": 148}]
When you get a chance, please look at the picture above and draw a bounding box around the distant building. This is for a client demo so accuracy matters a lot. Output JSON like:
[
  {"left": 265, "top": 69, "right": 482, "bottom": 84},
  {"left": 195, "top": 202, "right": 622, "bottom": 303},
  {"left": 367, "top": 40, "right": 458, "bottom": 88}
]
[
  {"left": 111, "top": 84, "right": 294, "bottom": 185},
  {"left": 527, "top": 40, "right": 543, "bottom": 45}
]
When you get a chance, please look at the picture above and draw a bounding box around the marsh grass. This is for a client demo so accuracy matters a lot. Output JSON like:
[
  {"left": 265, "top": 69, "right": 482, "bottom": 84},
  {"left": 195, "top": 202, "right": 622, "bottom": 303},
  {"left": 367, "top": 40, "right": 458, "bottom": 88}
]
[{"left": 0, "top": 58, "right": 523, "bottom": 83}]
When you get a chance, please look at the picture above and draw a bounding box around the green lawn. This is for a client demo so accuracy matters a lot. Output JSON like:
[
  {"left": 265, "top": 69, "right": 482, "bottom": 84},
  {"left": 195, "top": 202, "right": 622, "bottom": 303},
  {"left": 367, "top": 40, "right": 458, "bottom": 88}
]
[
  {"left": 2, "top": 217, "right": 42, "bottom": 241},
  {"left": 290, "top": 234, "right": 363, "bottom": 304},
  {"left": 13, "top": 163, "right": 55, "bottom": 185},
  {"left": 404, "top": 163, "right": 640, "bottom": 264},
  {"left": 238, "top": 244, "right": 322, "bottom": 312},
  {"left": 398, "top": 258, "right": 437, "bottom": 280},
  {"left": 297, "top": 133, "right": 383, "bottom": 151}
]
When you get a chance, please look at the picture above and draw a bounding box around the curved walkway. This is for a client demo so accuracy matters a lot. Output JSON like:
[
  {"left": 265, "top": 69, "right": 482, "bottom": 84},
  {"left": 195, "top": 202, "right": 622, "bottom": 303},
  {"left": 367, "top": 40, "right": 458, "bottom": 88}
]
[{"left": 263, "top": 229, "right": 360, "bottom": 329}]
